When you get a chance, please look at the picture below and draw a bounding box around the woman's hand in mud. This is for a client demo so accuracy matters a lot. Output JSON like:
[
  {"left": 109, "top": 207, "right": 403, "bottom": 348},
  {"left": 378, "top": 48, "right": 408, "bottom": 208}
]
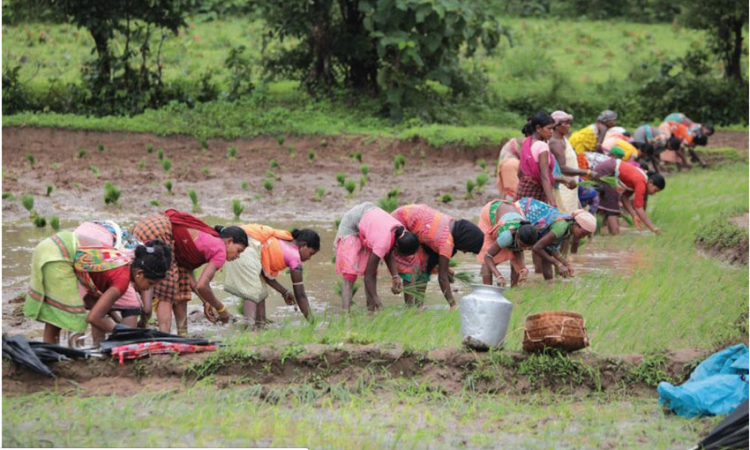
[
  {"left": 218, "top": 307, "right": 231, "bottom": 324},
  {"left": 651, "top": 227, "right": 661, "bottom": 234},
  {"left": 633, "top": 216, "right": 644, "bottom": 230},
  {"left": 495, "top": 275, "right": 507, "bottom": 288},
  {"left": 517, "top": 268, "right": 529, "bottom": 285},
  {"left": 391, "top": 276, "right": 403, "bottom": 295},
  {"left": 283, "top": 290, "right": 296, "bottom": 306},
  {"left": 204, "top": 303, "right": 218, "bottom": 324},
  {"left": 137, "top": 312, "right": 151, "bottom": 329},
  {"left": 557, "top": 263, "right": 572, "bottom": 278}
]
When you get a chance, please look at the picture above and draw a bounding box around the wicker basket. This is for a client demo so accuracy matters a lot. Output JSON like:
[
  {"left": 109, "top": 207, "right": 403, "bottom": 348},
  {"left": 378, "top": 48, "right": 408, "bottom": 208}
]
[{"left": 522, "top": 311, "right": 589, "bottom": 353}]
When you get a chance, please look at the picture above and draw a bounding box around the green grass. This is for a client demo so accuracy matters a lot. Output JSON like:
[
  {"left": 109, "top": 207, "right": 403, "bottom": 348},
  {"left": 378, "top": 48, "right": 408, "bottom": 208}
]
[
  {"left": 2, "top": 386, "right": 718, "bottom": 449},
  {"left": 4, "top": 17, "right": 745, "bottom": 144}
]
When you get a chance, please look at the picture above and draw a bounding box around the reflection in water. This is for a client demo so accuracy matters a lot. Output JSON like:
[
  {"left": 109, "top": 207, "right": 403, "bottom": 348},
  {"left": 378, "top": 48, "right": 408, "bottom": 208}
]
[{"left": 2, "top": 218, "right": 640, "bottom": 339}]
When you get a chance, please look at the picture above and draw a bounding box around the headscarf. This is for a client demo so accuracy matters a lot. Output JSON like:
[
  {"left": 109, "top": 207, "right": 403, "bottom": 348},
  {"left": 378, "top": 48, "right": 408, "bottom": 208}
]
[
  {"left": 551, "top": 110, "right": 573, "bottom": 125},
  {"left": 597, "top": 110, "right": 618, "bottom": 123},
  {"left": 571, "top": 210, "right": 596, "bottom": 233},
  {"left": 451, "top": 219, "right": 484, "bottom": 254}
]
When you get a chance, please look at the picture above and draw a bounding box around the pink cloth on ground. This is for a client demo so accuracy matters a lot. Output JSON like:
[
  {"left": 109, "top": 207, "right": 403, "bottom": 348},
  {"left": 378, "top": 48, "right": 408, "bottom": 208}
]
[
  {"left": 278, "top": 240, "right": 302, "bottom": 271},
  {"left": 74, "top": 221, "right": 141, "bottom": 310},
  {"left": 193, "top": 231, "right": 227, "bottom": 270}
]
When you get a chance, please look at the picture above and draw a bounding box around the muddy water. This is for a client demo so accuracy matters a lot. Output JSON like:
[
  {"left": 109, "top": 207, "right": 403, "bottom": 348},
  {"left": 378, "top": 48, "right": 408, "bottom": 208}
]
[{"left": 2, "top": 217, "right": 638, "bottom": 340}]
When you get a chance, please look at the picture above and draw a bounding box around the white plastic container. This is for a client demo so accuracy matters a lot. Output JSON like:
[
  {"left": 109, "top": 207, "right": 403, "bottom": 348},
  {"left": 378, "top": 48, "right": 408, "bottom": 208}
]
[{"left": 460, "top": 284, "right": 514, "bottom": 351}]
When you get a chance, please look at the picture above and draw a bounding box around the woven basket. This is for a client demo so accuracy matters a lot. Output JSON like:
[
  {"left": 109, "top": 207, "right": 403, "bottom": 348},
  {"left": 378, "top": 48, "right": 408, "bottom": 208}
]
[{"left": 522, "top": 311, "right": 589, "bottom": 353}]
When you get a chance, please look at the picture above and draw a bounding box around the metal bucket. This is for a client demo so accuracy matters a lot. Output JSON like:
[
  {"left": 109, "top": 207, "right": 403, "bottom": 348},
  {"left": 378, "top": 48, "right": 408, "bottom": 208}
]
[{"left": 460, "top": 284, "right": 514, "bottom": 351}]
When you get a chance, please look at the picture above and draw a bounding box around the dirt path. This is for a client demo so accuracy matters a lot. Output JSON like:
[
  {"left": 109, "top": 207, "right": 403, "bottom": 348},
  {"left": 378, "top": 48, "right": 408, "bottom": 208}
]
[
  {"left": 2, "top": 343, "right": 707, "bottom": 398},
  {"left": 731, "top": 213, "right": 749, "bottom": 229}
]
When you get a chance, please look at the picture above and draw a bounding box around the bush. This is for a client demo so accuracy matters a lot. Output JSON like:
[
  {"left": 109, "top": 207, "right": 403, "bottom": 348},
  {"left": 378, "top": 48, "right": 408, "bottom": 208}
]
[{"left": 103, "top": 182, "right": 121, "bottom": 205}]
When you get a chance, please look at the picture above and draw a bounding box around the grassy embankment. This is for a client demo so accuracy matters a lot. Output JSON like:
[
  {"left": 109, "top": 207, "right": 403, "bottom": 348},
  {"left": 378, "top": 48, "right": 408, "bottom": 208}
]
[{"left": 5, "top": 17, "right": 744, "bottom": 147}]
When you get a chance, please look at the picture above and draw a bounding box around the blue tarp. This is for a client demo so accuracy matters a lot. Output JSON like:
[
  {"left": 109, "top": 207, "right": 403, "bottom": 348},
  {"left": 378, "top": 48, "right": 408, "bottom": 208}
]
[{"left": 658, "top": 344, "right": 749, "bottom": 418}]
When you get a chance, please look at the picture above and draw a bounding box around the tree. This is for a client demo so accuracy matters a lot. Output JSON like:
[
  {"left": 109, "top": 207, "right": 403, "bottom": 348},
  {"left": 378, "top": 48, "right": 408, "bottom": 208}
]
[
  {"left": 46, "top": 0, "right": 194, "bottom": 114},
  {"left": 681, "top": 0, "right": 748, "bottom": 82},
  {"left": 258, "top": 0, "right": 509, "bottom": 119}
]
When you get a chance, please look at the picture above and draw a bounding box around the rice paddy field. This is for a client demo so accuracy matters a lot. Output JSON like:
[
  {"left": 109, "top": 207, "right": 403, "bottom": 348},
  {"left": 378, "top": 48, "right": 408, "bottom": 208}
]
[{"left": 2, "top": 7, "right": 749, "bottom": 450}]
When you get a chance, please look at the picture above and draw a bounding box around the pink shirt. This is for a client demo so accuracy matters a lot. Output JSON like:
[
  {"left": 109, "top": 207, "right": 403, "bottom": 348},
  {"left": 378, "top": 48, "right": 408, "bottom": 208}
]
[
  {"left": 358, "top": 208, "right": 399, "bottom": 259},
  {"left": 530, "top": 141, "right": 551, "bottom": 162},
  {"left": 194, "top": 231, "right": 227, "bottom": 269},
  {"left": 278, "top": 240, "right": 303, "bottom": 271}
]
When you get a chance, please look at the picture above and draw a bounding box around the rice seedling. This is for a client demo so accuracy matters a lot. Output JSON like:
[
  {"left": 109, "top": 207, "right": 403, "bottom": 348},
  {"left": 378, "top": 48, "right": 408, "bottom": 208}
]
[
  {"left": 21, "top": 195, "right": 34, "bottom": 216},
  {"left": 360, "top": 164, "right": 370, "bottom": 177},
  {"left": 393, "top": 154, "right": 406, "bottom": 174},
  {"left": 387, "top": 188, "right": 401, "bottom": 199},
  {"left": 89, "top": 165, "right": 100, "bottom": 177},
  {"left": 77, "top": 148, "right": 88, "bottom": 158},
  {"left": 334, "top": 279, "right": 361, "bottom": 298},
  {"left": 138, "top": 160, "right": 146, "bottom": 169},
  {"left": 441, "top": 193, "right": 453, "bottom": 203},
  {"left": 335, "top": 217, "right": 341, "bottom": 228},
  {"left": 270, "top": 159, "right": 280, "bottom": 169},
  {"left": 266, "top": 170, "right": 280, "bottom": 180},
  {"left": 277, "top": 135, "right": 286, "bottom": 147},
  {"left": 359, "top": 176, "right": 367, "bottom": 190},
  {"left": 26, "top": 153, "right": 35, "bottom": 167},
  {"left": 453, "top": 271, "right": 474, "bottom": 285},
  {"left": 103, "top": 181, "right": 121, "bottom": 205},
  {"left": 33, "top": 215, "right": 46, "bottom": 228},
  {"left": 241, "top": 181, "right": 249, "bottom": 190},
  {"left": 377, "top": 196, "right": 399, "bottom": 213},
  {"left": 263, "top": 179, "right": 274, "bottom": 193},
  {"left": 150, "top": 200, "right": 161, "bottom": 206},
  {"left": 232, "top": 199, "right": 244, "bottom": 221},
  {"left": 162, "top": 159, "right": 172, "bottom": 173},
  {"left": 312, "top": 187, "right": 326, "bottom": 202},
  {"left": 335, "top": 172, "right": 346, "bottom": 186},
  {"left": 308, "top": 150, "right": 316, "bottom": 161},
  {"left": 465, "top": 179, "right": 476, "bottom": 199},
  {"left": 50, "top": 162, "right": 60, "bottom": 170},
  {"left": 476, "top": 173, "right": 489, "bottom": 190},
  {"left": 477, "top": 158, "right": 487, "bottom": 171},
  {"left": 351, "top": 151, "right": 362, "bottom": 162},
  {"left": 344, "top": 179, "right": 356, "bottom": 196},
  {"left": 45, "top": 184, "right": 54, "bottom": 197},
  {"left": 227, "top": 146, "right": 237, "bottom": 159},
  {"left": 2, "top": 192, "right": 14, "bottom": 200},
  {"left": 158, "top": 149, "right": 165, "bottom": 160},
  {"left": 97, "top": 143, "right": 106, "bottom": 152},
  {"left": 73, "top": 182, "right": 81, "bottom": 189},
  {"left": 448, "top": 258, "right": 458, "bottom": 268},
  {"left": 201, "top": 167, "right": 210, "bottom": 176},
  {"left": 164, "top": 180, "right": 174, "bottom": 195},
  {"left": 188, "top": 189, "right": 201, "bottom": 212},
  {"left": 200, "top": 138, "right": 209, "bottom": 150},
  {"left": 50, "top": 216, "right": 60, "bottom": 231},
  {"left": 146, "top": 144, "right": 154, "bottom": 154}
]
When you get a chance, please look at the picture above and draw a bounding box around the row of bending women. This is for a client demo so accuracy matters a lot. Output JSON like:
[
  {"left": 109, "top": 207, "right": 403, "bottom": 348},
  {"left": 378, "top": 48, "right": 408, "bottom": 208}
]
[
  {"left": 25, "top": 199, "right": 595, "bottom": 344},
  {"left": 497, "top": 110, "right": 668, "bottom": 237},
  {"left": 24, "top": 210, "right": 321, "bottom": 344}
]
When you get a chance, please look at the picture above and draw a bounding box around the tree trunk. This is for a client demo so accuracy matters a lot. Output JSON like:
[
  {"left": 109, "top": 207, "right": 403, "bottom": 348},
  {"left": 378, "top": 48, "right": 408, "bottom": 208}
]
[
  {"left": 89, "top": 27, "right": 112, "bottom": 81},
  {"left": 727, "top": 19, "right": 744, "bottom": 82},
  {"left": 341, "top": 0, "right": 379, "bottom": 94}
]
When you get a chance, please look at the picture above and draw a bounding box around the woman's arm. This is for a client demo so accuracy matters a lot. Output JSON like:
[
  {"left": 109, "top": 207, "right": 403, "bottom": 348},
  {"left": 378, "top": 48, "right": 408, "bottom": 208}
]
[
  {"left": 538, "top": 153, "right": 558, "bottom": 207},
  {"left": 87, "top": 287, "right": 121, "bottom": 333},
  {"left": 622, "top": 195, "right": 659, "bottom": 233},
  {"left": 532, "top": 233, "right": 570, "bottom": 277},
  {"left": 437, "top": 255, "right": 455, "bottom": 307},
  {"left": 384, "top": 252, "right": 402, "bottom": 295},
  {"left": 195, "top": 263, "right": 230, "bottom": 323},
  {"left": 483, "top": 242, "right": 507, "bottom": 285},
  {"left": 289, "top": 269, "right": 312, "bottom": 321}
]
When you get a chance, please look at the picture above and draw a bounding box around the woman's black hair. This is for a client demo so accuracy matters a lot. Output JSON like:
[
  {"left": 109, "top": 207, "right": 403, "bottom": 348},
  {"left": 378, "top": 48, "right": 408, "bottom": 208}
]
[
  {"left": 394, "top": 226, "right": 419, "bottom": 256},
  {"left": 133, "top": 239, "right": 172, "bottom": 280},
  {"left": 291, "top": 228, "right": 320, "bottom": 251},
  {"left": 521, "top": 111, "right": 555, "bottom": 136},
  {"left": 214, "top": 225, "right": 249, "bottom": 247},
  {"left": 693, "top": 133, "right": 708, "bottom": 146},
  {"left": 666, "top": 136, "right": 681, "bottom": 151},
  {"left": 648, "top": 172, "right": 666, "bottom": 190},
  {"left": 516, "top": 223, "right": 539, "bottom": 246},
  {"left": 703, "top": 122, "right": 715, "bottom": 134}
]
